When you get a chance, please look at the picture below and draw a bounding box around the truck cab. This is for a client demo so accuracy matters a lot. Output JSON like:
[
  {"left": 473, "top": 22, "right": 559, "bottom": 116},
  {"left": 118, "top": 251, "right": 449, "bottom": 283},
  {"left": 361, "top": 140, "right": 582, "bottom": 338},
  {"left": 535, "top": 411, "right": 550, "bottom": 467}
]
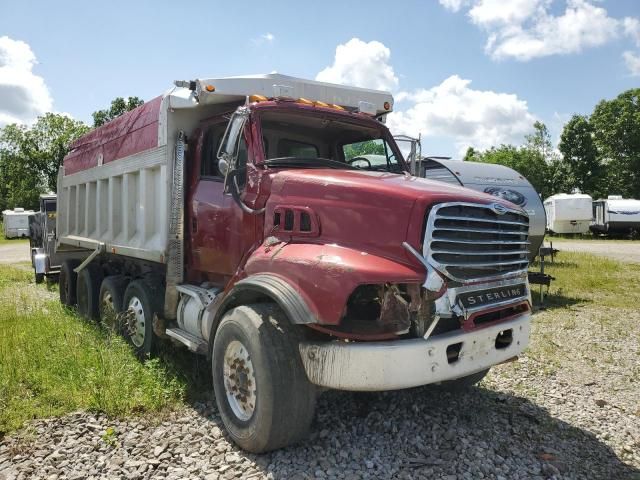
[{"left": 51, "top": 74, "right": 532, "bottom": 453}]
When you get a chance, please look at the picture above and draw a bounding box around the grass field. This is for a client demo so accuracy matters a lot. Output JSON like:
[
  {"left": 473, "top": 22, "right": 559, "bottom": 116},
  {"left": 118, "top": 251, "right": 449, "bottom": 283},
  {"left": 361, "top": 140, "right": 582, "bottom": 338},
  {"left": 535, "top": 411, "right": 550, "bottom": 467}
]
[{"left": 0, "top": 265, "right": 187, "bottom": 436}]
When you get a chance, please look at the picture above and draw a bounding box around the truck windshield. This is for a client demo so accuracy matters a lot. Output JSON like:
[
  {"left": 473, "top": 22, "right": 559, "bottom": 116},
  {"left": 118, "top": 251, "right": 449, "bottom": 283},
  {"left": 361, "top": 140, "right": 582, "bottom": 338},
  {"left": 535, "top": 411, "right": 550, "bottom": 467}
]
[{"left": 259, "top": 110, "right": 404, "bottom": 173}]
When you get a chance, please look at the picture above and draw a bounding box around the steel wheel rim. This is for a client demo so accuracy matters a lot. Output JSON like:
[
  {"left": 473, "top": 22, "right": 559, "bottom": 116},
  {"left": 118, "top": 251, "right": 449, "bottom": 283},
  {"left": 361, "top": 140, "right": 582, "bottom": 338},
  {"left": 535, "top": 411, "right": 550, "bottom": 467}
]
[
  {"left": 223, "top": 340, "right": 257, "bottom": 421},
  {"left": 127, "top": 296, "right": 146, "bottom": 347}
]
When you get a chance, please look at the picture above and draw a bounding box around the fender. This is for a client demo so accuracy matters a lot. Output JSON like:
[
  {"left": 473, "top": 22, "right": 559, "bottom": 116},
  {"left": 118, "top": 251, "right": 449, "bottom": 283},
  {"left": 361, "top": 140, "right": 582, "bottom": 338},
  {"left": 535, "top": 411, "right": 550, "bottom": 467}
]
[
  {"left": 214, "top": 273, "right": 319, "bottom": 326},
  {"left": 243, "top": 241, "right": 425, "bottom": 326}
]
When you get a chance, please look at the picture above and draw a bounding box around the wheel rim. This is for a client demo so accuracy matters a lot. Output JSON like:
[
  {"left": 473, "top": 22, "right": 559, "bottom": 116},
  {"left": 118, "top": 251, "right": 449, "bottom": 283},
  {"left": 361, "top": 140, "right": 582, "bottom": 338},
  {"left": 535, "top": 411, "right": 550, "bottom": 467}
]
[
  {"left": 223, "top": 340, "right": 257, "bottom": 421},
  {"left": 127, "top": 296, "right": 146, "bottom": 347}
]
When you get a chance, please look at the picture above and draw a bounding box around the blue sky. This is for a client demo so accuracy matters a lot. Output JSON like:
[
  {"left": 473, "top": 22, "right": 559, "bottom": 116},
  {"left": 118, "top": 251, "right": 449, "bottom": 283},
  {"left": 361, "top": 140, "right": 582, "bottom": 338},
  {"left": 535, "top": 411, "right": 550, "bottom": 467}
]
[{"left": 1, "top": 0, "right": 638, "bottom": 156}]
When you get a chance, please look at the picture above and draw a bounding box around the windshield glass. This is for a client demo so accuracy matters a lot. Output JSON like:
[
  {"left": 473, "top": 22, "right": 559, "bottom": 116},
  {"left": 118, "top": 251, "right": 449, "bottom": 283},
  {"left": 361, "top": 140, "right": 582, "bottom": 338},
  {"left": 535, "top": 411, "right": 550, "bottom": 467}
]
[{"left": 259, "top": 110, "right": 404, "bottom": 172}]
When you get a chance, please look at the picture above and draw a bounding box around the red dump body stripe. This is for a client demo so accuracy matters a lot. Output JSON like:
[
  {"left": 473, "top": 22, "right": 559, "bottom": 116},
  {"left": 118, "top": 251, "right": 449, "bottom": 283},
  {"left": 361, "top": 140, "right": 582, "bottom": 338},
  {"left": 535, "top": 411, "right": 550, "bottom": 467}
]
[{"left": 64, "top": 96, "right": 162, "bottom": 175}]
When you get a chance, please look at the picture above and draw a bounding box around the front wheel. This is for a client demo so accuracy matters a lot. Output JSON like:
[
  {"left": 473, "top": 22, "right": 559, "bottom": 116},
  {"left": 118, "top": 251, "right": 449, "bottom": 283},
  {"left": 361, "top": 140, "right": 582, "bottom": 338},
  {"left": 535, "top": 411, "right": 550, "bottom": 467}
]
[{"left": 212, "top": 304, "right": 316, "bottom": 453}]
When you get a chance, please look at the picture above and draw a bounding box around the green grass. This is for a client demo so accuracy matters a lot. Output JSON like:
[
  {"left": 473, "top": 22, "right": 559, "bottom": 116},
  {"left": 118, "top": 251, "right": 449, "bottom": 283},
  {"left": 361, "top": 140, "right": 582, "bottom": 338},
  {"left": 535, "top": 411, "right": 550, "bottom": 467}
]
[
  {"left": 531, "top": 250, "right": 640, "bottom": 309},
  {"left": 0, "top": 265, "right": 187, "bottom": 435},
  {"left": 547, "top": 234, "right": 637, "bottom": 243}
]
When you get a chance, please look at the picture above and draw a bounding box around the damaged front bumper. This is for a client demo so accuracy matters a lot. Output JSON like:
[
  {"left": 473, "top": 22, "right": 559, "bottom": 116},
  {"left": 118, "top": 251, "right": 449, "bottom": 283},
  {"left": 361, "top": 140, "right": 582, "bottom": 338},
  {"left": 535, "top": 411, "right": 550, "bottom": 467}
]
[{"left": 299, "top": 312, "right": 531, "bottom": 391}]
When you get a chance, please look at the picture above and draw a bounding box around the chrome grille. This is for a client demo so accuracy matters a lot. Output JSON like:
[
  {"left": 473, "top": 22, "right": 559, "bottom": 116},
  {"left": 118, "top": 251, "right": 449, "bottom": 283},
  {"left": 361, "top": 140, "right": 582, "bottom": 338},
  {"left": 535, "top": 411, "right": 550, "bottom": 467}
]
[{"left": 424, "top": 202, "right": 530, "bottom": 282}]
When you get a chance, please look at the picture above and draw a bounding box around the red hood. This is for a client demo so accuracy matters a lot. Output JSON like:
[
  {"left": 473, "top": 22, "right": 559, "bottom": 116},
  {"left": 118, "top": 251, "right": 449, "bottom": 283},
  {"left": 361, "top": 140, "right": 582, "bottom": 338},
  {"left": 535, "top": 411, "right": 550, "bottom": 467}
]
[{"left": 265, "top": 168, "right": 520, "bottom": 265}]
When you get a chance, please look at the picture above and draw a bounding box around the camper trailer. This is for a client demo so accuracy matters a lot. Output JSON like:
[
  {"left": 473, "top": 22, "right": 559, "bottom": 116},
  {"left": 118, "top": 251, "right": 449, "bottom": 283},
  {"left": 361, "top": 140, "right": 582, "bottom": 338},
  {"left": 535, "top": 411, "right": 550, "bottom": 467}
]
[
  {"left": 544, "top": 193, "right": 593, "bottom": 234},
  {"left": 394, "top": 149, "right": 546, "bottom": 261},
  {"left": 591, "top": 196, "right": 640, "bottom": 235},
  {"left": 2, "top": 207, "right": 34, "bottom": 239}
]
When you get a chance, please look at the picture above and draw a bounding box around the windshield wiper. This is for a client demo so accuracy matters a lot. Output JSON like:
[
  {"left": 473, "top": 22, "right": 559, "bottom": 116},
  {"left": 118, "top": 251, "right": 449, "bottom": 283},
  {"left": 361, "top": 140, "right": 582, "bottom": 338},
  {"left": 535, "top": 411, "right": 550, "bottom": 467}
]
[{"left": 264, "top": 157, "right": 356, "bottom": 170}]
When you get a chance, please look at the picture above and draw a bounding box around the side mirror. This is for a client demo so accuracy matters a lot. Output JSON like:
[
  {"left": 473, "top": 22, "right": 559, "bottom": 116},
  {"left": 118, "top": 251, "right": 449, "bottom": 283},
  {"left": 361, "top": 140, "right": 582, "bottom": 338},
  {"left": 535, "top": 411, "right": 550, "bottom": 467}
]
[{"left": 218, "top": 157, "right": 229, "bottom": 176}]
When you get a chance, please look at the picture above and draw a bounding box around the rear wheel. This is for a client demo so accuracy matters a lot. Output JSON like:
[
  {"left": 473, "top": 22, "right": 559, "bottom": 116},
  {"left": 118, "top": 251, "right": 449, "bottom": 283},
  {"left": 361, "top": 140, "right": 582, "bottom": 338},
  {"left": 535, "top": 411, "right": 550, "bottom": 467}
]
[
  {"left": 76, "top": 264, "right": 103, "bottom": 320},
  {"left": 212, "top": 304, "right": 316, "bottom": 453},
  {"left": 99, "top": 275, "right": 129, "bottom": 330},
  {"left": 59, "top": 260, "right": 80, "bottom": 306},
  {"left": 122, "top": 279, "right": 163, "bottom": 358}
]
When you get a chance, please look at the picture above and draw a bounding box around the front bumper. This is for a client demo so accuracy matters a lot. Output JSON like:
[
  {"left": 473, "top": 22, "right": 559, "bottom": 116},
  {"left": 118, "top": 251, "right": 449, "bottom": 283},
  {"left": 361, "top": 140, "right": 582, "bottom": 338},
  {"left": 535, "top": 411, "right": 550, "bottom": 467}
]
[{"left": 299, "top": 313, "right": 530, "bottom": 391}]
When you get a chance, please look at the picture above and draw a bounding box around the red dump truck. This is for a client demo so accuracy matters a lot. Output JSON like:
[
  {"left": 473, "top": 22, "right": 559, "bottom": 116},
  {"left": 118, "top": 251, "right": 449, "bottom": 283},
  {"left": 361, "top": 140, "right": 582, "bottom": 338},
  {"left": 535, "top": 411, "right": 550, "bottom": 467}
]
[{"left": 51, "top": 74, "right": 532, "bottom": 452}]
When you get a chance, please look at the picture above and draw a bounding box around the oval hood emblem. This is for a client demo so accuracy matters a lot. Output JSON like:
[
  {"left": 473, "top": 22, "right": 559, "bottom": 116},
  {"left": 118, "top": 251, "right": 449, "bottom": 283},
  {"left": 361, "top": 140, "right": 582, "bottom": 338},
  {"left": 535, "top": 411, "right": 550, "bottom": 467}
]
[{"left": 491, "top": 203, "right": 508, "bottom": 215}]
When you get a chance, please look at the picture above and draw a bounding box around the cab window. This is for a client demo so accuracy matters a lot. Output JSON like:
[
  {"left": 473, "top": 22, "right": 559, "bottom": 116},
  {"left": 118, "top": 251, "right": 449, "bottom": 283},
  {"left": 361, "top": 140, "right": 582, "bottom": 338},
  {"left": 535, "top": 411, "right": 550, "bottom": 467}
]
[{"left": 342, "top": 138, "right": 402, "bottom": 172}]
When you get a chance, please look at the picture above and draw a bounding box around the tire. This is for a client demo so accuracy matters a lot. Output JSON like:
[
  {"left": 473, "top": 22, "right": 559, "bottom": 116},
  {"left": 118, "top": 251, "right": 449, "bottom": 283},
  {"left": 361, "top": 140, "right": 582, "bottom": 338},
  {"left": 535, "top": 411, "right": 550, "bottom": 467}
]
[
  {"left": 122, "top": 279, "right": 164, "bottom": 358},
  {"left": 212, "top": 304, "right": 316, "bottom": 453},
  {"left": 35, "top": 272, "right": 44, "bottom": 284},
  {"left": 76, "top": 264, "right": 104, "bottom": 321},
  {"left": 59, "top": 260, "right": 80, "bottom": 306},
  {"left": 440, "top": 368, "right": 490, "bottom": 391},
  {"left": 98, "top": 275, "right": 129, "bottom": 330}
]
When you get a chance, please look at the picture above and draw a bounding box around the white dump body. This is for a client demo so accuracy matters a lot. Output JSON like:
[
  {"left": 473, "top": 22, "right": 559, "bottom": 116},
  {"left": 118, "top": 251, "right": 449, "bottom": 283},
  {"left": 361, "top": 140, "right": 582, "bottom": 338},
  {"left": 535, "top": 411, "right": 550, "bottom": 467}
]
[
  {"left": 56, "top": 73, "right": 394, "bottom": 263},
  {"left": 544, "top": 193, "right": 593, "bottom": 234},
  {"left": 2, "top": 208, "right": 34, "bottom": 238}
]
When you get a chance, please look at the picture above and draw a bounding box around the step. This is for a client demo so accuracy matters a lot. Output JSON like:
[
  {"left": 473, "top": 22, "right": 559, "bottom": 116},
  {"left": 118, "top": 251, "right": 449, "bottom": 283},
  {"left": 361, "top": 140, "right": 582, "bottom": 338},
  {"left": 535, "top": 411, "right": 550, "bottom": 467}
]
[{"left": 165, "top": 328, "right": 208, "bottom": 355}]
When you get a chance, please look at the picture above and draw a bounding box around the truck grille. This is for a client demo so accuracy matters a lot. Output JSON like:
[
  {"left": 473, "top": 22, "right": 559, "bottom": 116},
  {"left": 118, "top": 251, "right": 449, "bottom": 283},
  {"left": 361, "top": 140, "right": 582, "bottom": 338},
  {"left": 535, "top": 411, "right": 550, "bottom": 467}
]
[{"left": 424, "top": 202, "right": 530, "bottom": 282}]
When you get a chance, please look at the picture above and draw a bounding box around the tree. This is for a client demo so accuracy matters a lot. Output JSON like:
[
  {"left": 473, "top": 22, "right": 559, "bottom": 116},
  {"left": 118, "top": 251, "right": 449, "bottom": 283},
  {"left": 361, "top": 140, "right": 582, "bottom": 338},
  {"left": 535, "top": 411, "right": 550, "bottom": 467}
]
[
  {"left": 558, "top": 115, "right": 601, "bottom": 197},
  {"left": 0, "top": 114, "right": 89, "bottom": 210},
  {"left": 589, "top": 88, "right": 640, "bottom": 198},
  {"left": 92, "top": 96, "right": 144, "bottom": 127}
]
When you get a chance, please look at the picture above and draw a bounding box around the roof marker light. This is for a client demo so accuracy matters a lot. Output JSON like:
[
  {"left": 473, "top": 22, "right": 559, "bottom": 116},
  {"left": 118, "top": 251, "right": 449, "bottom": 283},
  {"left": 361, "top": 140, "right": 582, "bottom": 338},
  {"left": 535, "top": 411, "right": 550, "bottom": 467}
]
[
  {"left": 249, "top": 94, "right": 269, "bottom": 103},
  {"left": 296, "top": 98, "right": 314, "bottom": 105},
  {"left": 314, "top": 100, "right": 329, "bottom": 107},
  {"left": 330, "top": 104, "right": 345, "bottom": 111}
]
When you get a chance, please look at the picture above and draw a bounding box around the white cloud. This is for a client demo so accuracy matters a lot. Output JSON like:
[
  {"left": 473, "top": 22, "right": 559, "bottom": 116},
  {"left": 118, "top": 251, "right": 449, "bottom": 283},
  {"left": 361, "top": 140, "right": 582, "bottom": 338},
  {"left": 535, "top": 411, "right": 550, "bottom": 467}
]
[
  {"left": 438, "top": 0, "right": 468, "bottom": 12},
  {"left": 251, "top": 32, "right": 275, "bottom": 46},
  {"left": 623, "top": 17, "right": 640, "bottom": 46},
  {"left": 315, "top": 38, "right": 399, "bottom": 91},
  {"left": 0, "top": 36, "right": 52, "bottom": 127},
  {"left": 440, "top": 0, "right": 632, "bottom": 62},
  {"left": 623, "top": 51, "right": 640, "bottom": 76},
  {"left": 386, "top": 75, "right": 537, "bottom": 155}
]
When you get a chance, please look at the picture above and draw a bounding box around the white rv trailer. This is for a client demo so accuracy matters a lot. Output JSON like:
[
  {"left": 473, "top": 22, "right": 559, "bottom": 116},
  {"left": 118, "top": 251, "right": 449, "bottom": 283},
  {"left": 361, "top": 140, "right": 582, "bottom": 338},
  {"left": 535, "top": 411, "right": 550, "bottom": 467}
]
[
  {"left": 2, "top": 207, "right": 34, "bottom": 239},
  {"left": 591, "top": 196, "right": 640, "bottom": 235},
  {"left": 543, "top": 193, "right": 593, "bottom": 234}
]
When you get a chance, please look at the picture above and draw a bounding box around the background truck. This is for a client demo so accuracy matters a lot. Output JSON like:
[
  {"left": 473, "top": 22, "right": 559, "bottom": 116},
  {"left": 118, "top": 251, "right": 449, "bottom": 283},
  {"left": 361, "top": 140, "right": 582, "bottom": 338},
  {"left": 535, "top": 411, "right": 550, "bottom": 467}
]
[
  {"left": 28, "top": 194, "right": 85, "bottom": 283},
  {"left": 49, "top": 73, "right": 532, "bottom": 452}
]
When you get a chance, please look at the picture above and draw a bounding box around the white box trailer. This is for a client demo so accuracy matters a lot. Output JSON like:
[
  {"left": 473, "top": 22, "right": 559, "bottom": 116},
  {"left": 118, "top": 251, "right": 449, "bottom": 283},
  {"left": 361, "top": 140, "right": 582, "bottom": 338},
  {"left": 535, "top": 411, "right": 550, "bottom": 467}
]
[
  {"left": 543, "top": 193, "right": 593, "bottom": 234},
  {"left": 2, "top": 208, "right": 34, "bottom": 238},
  {"left": 591, "top": 196, "right": 640, "bottom": 235}
]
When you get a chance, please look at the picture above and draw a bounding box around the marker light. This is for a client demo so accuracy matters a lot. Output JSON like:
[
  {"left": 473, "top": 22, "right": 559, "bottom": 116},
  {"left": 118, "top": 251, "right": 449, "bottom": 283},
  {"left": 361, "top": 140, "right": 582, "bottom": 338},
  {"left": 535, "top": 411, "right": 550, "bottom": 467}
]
[
  {"left": 314, "top": 100, "right": 329, "bottom": 107},
  {"left": 330, "top": 104, "right": 345, "bottom": 110},
  {"left": 384, "top": 101, "right": 391, "bottom": 110},
  {"left": 205, "top": 85, "right": 215, "bottom": 92},
  {"left": 249, "top": 94, "right": 268, "bottom": 103},
  {"left": 296, "top": 98, "right": 314, "bottom": 105}
]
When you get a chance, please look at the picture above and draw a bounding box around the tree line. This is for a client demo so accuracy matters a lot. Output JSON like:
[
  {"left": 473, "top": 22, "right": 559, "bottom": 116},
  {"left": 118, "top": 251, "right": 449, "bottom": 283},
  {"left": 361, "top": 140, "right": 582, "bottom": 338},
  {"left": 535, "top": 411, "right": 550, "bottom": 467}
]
[
  {"left": 465, "top": 88, "right": 640, "bottom": 201},
  {"left": 0, "top": 97, "right": 143, "bottom": 211}
]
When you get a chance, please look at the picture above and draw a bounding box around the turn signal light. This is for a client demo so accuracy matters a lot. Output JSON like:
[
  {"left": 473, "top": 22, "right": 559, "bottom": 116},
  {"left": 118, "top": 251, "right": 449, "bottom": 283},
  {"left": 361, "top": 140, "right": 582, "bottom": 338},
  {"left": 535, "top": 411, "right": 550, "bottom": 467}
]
[{"left": 205, "top": 84, "right": 215, "bottom": 92}]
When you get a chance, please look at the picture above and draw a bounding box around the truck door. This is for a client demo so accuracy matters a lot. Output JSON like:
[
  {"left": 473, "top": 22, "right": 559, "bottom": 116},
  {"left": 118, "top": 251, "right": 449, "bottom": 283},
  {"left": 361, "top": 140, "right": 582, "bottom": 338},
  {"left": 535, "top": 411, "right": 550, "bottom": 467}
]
[{"left": 187, "top": 114, "right": 256, "bottom": 284}]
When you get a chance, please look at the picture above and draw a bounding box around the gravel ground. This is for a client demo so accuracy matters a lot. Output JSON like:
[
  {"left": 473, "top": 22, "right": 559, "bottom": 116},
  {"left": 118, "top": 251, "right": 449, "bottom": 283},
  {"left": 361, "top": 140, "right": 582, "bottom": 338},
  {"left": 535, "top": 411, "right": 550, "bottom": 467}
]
[
  {"left": 0, "top": 242, "right": 30, "bottom": 265},
  {"left": 1, "top": 325, "right": 638, "bottom": 480},
  {"left": 549, "top": 240, "right": 640, "bottom": 264}
]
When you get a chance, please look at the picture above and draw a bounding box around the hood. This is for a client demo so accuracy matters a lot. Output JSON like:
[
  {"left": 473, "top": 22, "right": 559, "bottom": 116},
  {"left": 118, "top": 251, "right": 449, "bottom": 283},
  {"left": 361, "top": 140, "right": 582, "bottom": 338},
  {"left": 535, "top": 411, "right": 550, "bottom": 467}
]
[{"left": 266, "top": 168, "right": 521, "bottom": 264}]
